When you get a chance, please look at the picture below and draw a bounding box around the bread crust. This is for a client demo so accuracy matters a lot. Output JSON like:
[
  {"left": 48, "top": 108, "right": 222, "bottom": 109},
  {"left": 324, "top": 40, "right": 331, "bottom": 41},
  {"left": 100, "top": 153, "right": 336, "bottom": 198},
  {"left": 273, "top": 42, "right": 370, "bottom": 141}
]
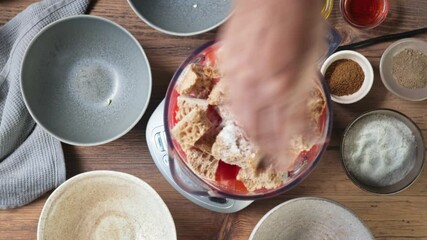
[
  {"left": 237, "top": 166, "right": 288, "bottom": 192},
  {"left": 184, "top": 147, "right": 219, "bottom": 181},
  {"left": 208, "top": 80, "right": 228, "bottom": 105},
  {"left": 176, "top": 96, "right": 208, "bottom": 121},
  {"left": 171, "top": 108, "right": 213, "bottom": 150},
  {"left": 176, "top": 64, "right": 214, "bottom": 99},
  {"left": 211, "top": 124, "right": 259, "bottom": 168}
]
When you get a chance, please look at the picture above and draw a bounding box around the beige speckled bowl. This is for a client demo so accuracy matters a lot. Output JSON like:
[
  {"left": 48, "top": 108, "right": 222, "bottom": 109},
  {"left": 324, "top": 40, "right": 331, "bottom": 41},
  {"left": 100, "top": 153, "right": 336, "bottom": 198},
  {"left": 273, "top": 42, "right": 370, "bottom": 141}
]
[
  {"left": 37, "top": 171, "right": 176, "bottom": 240},
  {"left": 250, "top": 197, "right": 374, "bottom": 240}
]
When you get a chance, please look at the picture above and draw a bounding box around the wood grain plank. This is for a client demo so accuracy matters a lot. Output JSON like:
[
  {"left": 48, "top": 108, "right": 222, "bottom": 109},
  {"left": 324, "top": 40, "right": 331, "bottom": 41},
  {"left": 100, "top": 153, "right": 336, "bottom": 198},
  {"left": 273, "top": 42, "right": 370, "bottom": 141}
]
[{"left": 2, "top": 0, "right": 427, "bottom": 239}]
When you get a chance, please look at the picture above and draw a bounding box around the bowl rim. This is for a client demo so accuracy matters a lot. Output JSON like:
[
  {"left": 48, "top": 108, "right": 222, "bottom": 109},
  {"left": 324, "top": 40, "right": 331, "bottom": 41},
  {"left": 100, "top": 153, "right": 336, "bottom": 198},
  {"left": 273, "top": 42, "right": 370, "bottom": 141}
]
[
  {"left": 321, "top": 50, "right": 374, "bottom": 104},
  {"left": 163, "top": 41, "right": 333, "bottom": 200},
  {"left": 37, "top": 170, "right": 177, "bottom": 240},
  {"left": 249, "top": 197, "right": 375, "bottom": 240},
  {"left": 340, "top": 108, "right": 425, "bottom": 195},
  {"left": 379, "top": 38, "right": 427, "bottom": 101},
  {"left": 321, "top": 0, "right": 334, "bottom": 19},
  {"left": 340, "top": 0, "right": 390, "bottom": 30},
  {"left": 127, "top": 0, "right": 232, "bottom": 36},
  {"left": 20, "top": 15, "right": 152, "bottom": 146}
]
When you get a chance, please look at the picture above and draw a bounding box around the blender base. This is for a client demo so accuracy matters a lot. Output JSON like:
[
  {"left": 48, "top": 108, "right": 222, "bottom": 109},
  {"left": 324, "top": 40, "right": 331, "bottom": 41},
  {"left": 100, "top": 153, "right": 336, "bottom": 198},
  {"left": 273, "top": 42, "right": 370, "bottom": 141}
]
[{"left": 146, "top": 100, "right": 253, "bottom": 213}]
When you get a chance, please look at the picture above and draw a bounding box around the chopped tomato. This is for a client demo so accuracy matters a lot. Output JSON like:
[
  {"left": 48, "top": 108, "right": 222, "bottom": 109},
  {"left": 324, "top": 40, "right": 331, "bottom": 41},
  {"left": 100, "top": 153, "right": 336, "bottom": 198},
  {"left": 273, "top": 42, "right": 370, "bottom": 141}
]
[
  {"left": 203, "top": 46, "right": 217, "bottom": 65},
  {"left": 215, "top": 161, "right": 247, "bottom": 193}
]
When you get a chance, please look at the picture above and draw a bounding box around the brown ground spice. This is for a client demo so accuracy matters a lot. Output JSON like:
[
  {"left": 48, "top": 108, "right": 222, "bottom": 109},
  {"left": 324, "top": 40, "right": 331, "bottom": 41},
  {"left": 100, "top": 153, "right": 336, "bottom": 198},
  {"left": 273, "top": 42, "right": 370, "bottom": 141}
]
[
  {"left": 392, "top": 48, "right": 427, "bottom": 89},
  {"left": 325, "top": 59, "right": 364, "bottom": 96}
]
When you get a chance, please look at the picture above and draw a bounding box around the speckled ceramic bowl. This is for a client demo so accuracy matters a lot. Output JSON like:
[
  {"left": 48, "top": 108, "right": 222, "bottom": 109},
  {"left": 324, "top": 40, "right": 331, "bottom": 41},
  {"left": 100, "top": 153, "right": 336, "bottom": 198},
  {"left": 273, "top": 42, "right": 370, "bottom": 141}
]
[
  {"left": 127, "top": 0, "right": 232, "bottom": 36},
  {"left": 37, "top": 171, "right": 176, "bottom": 240},
  {"left": 250, "top": 197, "right": 374, "bottom": 240},
  {"left": 21, "top": 15, "right": 152, "bottom": 146}
]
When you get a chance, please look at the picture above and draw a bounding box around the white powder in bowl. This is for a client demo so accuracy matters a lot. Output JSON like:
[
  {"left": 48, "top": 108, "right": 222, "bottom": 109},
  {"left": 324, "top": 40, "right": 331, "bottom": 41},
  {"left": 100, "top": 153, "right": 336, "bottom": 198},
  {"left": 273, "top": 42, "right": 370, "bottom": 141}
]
[{"left": 343, "top": 114, "right": 416, "bottom": 187}]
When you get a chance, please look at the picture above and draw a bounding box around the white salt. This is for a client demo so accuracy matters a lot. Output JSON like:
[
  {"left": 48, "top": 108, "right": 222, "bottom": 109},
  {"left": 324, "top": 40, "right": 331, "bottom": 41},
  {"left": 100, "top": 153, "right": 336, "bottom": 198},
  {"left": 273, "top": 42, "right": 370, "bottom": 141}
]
[
  {"left": 220, "top": 124, "right": 241, "bottom": 155},
  {"left": 343, "top": 114, "right": 416, "bottom": 187}
]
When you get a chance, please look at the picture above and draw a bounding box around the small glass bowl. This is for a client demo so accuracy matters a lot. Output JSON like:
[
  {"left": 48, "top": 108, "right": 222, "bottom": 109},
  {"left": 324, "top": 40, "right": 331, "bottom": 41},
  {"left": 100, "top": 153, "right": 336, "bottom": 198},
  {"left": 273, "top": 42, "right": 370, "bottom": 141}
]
[{"left": 340, "top": 0, "right": 389, "bottom": 29}]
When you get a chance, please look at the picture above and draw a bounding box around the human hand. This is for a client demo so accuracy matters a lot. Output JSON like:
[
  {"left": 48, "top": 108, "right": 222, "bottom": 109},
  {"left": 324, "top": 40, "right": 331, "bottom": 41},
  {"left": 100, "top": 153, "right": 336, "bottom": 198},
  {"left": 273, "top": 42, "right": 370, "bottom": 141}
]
[{"left": 219, "top": 0, "right": 326, "bottom": 171}]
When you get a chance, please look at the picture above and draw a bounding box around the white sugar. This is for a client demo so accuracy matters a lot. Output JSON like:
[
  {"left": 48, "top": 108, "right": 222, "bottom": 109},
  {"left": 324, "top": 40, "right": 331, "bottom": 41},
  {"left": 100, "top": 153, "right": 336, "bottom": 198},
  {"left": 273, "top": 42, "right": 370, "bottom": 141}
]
[
  {"left": 343, "top": 114, "right": 416, "bottom": 187},
  {"left": 220, "top": 124, "right": 241, "bottom": 154}
]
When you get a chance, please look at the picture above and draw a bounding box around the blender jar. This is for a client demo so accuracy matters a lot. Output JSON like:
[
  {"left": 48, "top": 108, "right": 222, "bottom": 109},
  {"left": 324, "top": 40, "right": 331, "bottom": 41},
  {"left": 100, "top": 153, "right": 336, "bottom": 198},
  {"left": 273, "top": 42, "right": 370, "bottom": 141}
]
[{"left": 164, "top": 29, "right": 341, "bottom": 200}]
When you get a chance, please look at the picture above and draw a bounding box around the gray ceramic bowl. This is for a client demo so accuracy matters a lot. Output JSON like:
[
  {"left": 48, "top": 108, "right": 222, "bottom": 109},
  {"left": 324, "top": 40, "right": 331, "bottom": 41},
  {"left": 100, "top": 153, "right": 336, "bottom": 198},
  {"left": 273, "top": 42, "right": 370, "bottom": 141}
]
[
  {"left": 127, "top": 0, "right": 232, "bottom": 36},
  {"left": 341, "top": 109, "right": 424, "bottom": 194},
  {"left": 21, "top": 15, "right": 152, "bottom": 146}
]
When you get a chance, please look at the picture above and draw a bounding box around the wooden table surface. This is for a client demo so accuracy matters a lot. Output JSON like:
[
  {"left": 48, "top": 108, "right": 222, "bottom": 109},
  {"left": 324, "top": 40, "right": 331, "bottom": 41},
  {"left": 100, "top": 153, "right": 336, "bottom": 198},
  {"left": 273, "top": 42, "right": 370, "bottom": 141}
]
[{"left": 2, "top": 0, "right": 427, "bottom": 239}]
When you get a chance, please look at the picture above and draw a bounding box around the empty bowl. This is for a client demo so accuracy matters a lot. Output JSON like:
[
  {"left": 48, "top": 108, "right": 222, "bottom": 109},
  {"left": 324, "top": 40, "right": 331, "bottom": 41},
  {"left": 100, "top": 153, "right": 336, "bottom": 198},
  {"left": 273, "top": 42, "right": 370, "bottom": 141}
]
[
  {"left": 21, "top": 15, "right": 152, "bottom": 146},
  {"left": 127, "top": 0, "right": 232, "bottom": 36},
  {"left": 321, "top": 50, "right": 374, "bottom": 104},
  {"left": 37, "top": 171, "right": 176, "bottom": 240},
  {"left": 250, "top": 197, "right": 374, "bottom": 240},
  {"left": 341, "top": 109, "right": 424, "bottom": 194},
  {"left": 380, "top": 38, "right": 427, "bottom": 101}
]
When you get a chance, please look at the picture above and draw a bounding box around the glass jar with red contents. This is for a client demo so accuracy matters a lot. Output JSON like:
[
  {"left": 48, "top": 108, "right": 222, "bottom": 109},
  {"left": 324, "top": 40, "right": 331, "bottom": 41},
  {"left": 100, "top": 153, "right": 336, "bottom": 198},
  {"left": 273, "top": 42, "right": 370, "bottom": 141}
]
[
  {"left": 164, "top": 40, "right": 335, "bottom": 200},
  {"left": 340, "top": 0, "right": 390, "bottom": 29}
]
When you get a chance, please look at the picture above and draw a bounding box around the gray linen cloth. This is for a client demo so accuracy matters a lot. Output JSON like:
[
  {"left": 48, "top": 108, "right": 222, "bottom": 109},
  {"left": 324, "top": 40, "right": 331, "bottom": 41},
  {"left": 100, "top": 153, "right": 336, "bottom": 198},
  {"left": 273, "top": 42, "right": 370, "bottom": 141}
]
[{"left": 0, "top": 0, "right": 90, "bottom": 209}]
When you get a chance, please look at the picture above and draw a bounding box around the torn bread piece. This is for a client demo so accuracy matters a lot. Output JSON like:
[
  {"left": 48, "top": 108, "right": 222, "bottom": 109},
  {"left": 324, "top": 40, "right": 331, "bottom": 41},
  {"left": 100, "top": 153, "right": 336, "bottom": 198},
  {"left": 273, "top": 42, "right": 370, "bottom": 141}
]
[
  {"left": 172, "top": 108, "right": 213, "bottom": 150},
  {"left": 288, "top": 135, "right": 313, "bottom": 160},
  {"left": 193, "top": 64, "right": 222, "bottom": 79},
  {"left": 237, "top": 166, "right": 288, "bottom": 192},
  {"left": 215, "top": 104, "right": 235, "bottom": 124},
  {"left": 211, "top": 124, "right": 259, "bottom": 168},
  {"left": 289, "top": 88, "right": 326, "bottom": 154},
  {"left": 283, "top": 88, "right": 325, "bottom": 167},
  {"left": 176, "top": 96, "right": 208, "bottom": 121},
  {"left": 194, "top": 127, "right": 220, "bottom": 155},
  {"left": 185, "top": 147, "right": 219, "bottom": 181},
  {"left": 208, "top": 80, "right": 228, "bottom": 105},
  {"left": 176, "top": 63, "right": 213, "bottom": 99},
  {"left": 307, "top": 88, "right": 326, "bottom": 129}
]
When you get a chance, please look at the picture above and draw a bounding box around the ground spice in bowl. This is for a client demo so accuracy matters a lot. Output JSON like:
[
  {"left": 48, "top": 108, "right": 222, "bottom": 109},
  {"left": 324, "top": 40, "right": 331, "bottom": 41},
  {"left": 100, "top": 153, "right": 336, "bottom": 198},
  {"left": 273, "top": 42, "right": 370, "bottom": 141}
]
[
  {"left": 392, "top": 48, "right": 427, "bottom": 89},
  {"left": 325, "top": 59, "right": 364, "bottom": 96}
]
